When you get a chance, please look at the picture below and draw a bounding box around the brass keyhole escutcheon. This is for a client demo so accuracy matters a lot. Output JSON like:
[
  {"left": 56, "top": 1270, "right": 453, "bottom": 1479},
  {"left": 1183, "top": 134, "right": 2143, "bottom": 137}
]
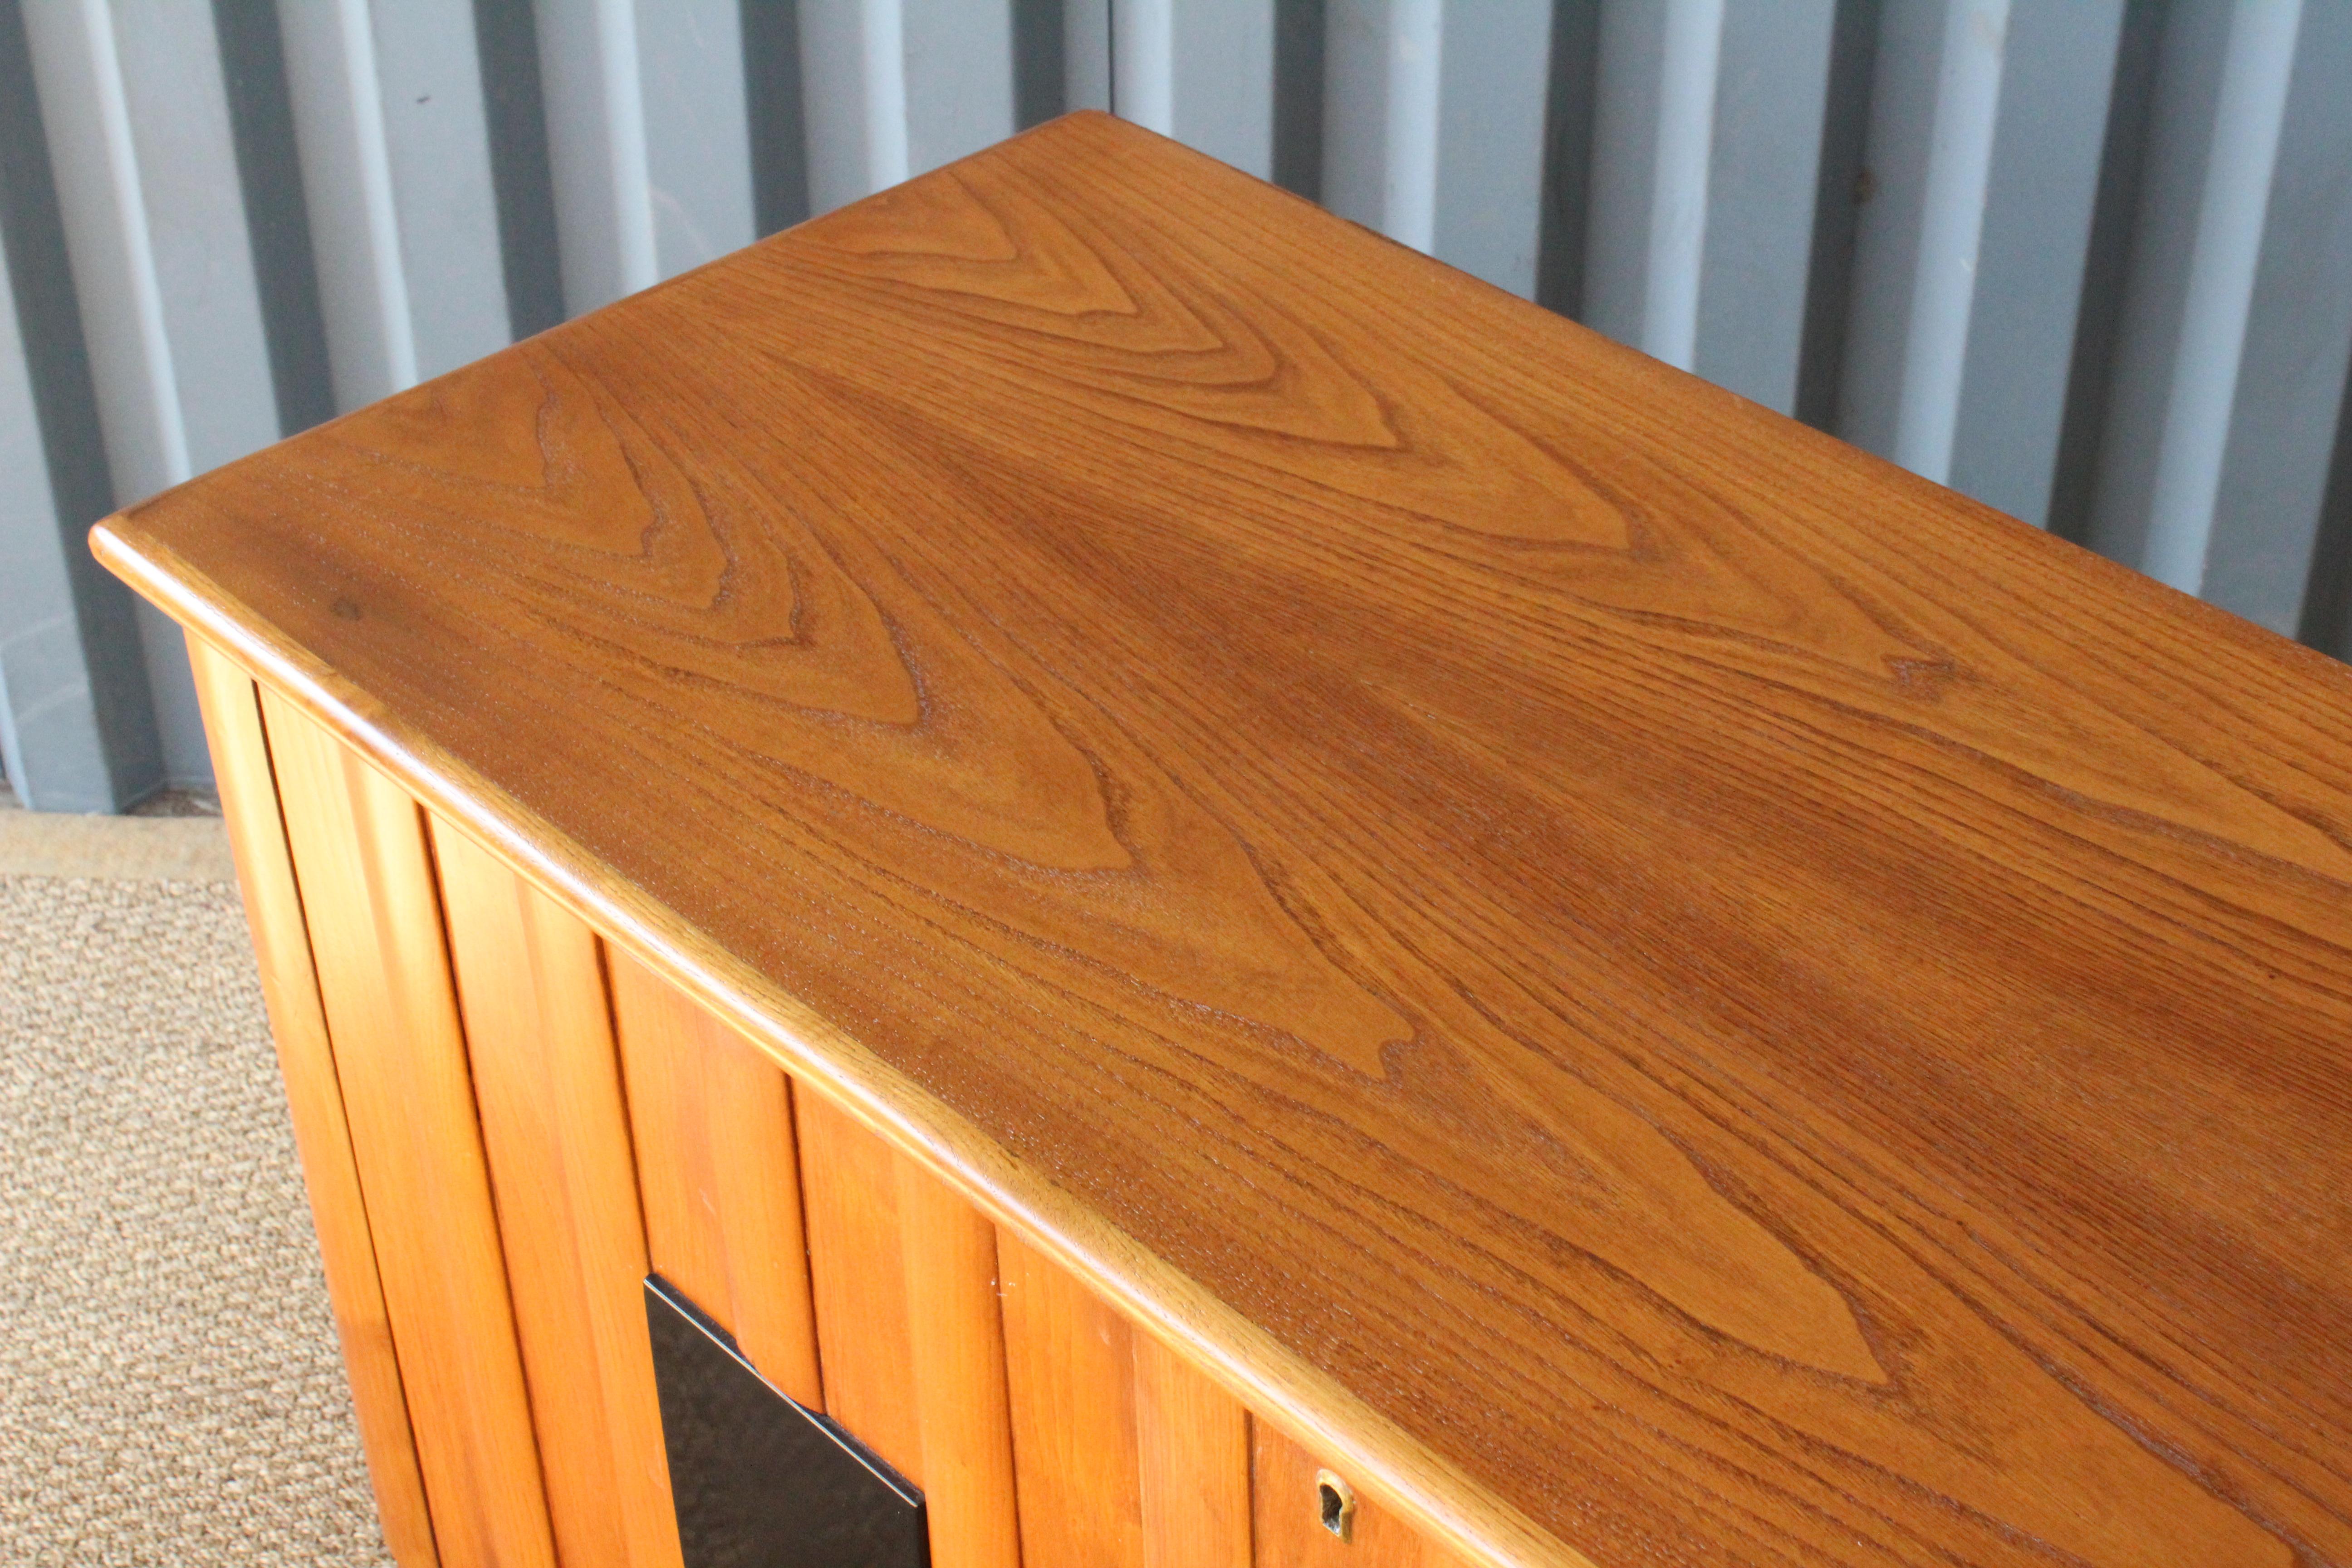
[{"left": 1316, "top": 1470, "right": 1357, "bottom": 1544}]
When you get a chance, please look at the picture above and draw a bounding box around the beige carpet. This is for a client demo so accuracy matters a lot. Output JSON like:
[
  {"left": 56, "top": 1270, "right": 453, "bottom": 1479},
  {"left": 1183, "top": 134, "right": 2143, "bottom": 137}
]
[{"left": 0, "top": 793, "right": 392, "bottom": 1564}]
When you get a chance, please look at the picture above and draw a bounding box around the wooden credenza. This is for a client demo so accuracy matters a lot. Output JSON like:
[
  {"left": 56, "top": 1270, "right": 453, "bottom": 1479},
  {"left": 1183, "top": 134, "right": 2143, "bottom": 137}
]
[{"left": 96, "top": 114, "right": 2351, "bottom": 1568}]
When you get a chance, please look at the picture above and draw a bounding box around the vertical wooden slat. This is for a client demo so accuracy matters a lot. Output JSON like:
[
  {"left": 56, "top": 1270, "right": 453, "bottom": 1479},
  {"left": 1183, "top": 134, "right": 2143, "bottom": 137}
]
[
  {"left": 998, "top": 1229, "right": 1145, "bottom": 1568},
  {"left": 261, "top": 691, "right": 557, "bottom": 1568},
  {"left": 430, "top": 820, "right": 681, "bottom": 1568},
  {"left": 1135, "top": 1330, "right": 1253, "bottom": 1568},
  {"left": 796, "top": 1090, "right": 1022, "bottom": 1568},
  {"left": 997, "top": 1230, "right": 1252, "bottom": 1568},
  {"left": 1253, "top": 1421, "right": 1460, "bottom": 1568},
  {"left": 187, "top": 642, "right": 438, "bottom": 1568},
  {"left": 606, "top": 949, "right": 824, "bottom": 1407}
]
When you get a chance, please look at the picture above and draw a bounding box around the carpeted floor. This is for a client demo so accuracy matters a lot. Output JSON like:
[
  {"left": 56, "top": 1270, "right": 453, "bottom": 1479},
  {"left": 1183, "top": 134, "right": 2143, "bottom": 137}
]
[{"left": 0, "top": 791, "right": 392, "bottom": 1564}]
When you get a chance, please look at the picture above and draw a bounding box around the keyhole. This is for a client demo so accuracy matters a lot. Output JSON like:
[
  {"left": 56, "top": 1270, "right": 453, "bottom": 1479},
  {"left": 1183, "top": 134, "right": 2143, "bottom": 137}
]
[{"left": 1315, "top": 1470, "right": 1357, "bottom": 1544}]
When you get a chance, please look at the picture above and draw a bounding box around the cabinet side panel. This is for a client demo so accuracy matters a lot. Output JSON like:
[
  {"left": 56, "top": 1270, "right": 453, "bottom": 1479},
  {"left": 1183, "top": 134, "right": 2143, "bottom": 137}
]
[
  {"left": 1254, "top": 1420, "right": 1463, "bottom": 1568},
  {"left": 187, "top": 642, "right": 440, "bottom": 1568},
  {"left": 796, "top": 1091, "right": 1023, "bottom": 1568},
  {"left": 606, "top": 949, "right": 823, "bottom": 1407},
  {"left": 430, "top": 820, "right": 682, "bottom": 1568},
  {"left": 260, "top": 692, "right": 558, "bottom": 1568}
]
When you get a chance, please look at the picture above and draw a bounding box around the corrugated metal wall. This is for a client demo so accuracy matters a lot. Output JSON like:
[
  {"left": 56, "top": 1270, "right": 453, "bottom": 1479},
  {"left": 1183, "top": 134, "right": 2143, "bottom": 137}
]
[{"left": 3, "top": 0, "right": 2348, "bottom": 810}]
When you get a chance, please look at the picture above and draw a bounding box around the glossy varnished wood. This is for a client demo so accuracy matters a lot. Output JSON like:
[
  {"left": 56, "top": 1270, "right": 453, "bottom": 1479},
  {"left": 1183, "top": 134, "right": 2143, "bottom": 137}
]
[
  {"left": 431, "top": 823, "right": 681, "bottom": 1568},
  {"left": 795, "top": 1092, "right": 1024, "bottom": 1568},
  {"left": 997, "top": 1230, "right": 1253, "bottom": 1568},
  {"left": 1255, "top": 1424, "right": 1460, "bottom": 1568},
  {"left": 187, "top": 641, "right": 439, "bottom": 1568},
  {"left": 607, "top": 948, "right": 825, "bottom": 1407},
  {"left": 262, "top": 696, "right": 558, "bottom": 1568},
  {"left": 98, "top": 113, "right": 2352, "bottom": 1566}
]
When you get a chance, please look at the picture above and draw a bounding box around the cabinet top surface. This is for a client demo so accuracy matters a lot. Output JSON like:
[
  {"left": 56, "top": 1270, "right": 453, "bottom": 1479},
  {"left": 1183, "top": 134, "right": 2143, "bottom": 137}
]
[{"left": 96, "top": 113, "right": 2352, "bottom": 1568}]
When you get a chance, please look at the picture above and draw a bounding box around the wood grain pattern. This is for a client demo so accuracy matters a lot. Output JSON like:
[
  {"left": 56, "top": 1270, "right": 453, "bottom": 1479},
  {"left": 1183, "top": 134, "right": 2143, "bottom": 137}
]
[
  {"left": 1255, "top": 1422, "right": 1459, "bottom": 1568},
  {"left": 431, "top": 821, "right": 681, "bottom": 1568},
  {"left": 187, "top": 640, "right": 441, "bottom": 1568},
  {"left": 796, "top": 1092, "right": 1023, "bottom": 1568},
  {"left": 98, "top": 113, "right": 2352, "bottom": 1566},
  {"left": 606, "top": 948, "right": 824, "bottom": 1406},
  {"left": 262, "top": 695, "right": 558, "bottom": 1568},
  {"left": 998, "top": 1228, "right": 1253, "bottom": 1568}
]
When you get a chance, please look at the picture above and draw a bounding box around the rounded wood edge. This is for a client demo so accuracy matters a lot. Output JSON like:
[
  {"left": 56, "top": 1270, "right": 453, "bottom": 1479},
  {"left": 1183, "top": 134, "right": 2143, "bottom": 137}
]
[{"left": 92, "top": 521, "right": 1603, "bottom": 1568}]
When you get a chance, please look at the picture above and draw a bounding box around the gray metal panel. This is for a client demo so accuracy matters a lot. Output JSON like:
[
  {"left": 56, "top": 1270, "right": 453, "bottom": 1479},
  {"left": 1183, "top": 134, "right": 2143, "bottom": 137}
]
[
  {"left": 640, "top": 0, "right": 755, "bottom": 274},
  {"left": 1065, "top": 0, "right": 1110, "bottom": 112},
  {"left": 1114, "top": 0, "right": 1276, "bottom": 180},
  {"left": 1945, "top": 0, "right": 2124, "bottom": 527},
  {"left": 799, "top": 0, "right": 904, "bottom": 211},
  {"left": 0, "top": 0, "right": 157, "bottom": 812},
  {"left": 372, "top": 0, "right": 520, "bottom": 379},
  {"left": 1323, "top": 0, "right": 1441, "bottom": 246},
  {"left": 1581, "top": 0, "right": 1696, "bottom": 362},
  {"left": 1429, "top": 0, "right": 1552, "bottom": 299},
  {"left": 903, "top": 0, "right": 1015, "bottom": 176},
  {"left": 111, "top": 0, "right": 281, "bottom": 475},
  {"left": 0, "top": 295, "right": 102, "bottom": 808},
  {"left": 0, "top": 196, "right": 152, "bottom": 811},
  {"left": 537, "top": 0, "right": 659, "bottom": 309},
  {"left": 2198, "top": 4, "right": 2352, "bottom": 636},
  {"left": 23, "top": 0, "right": 282, "bottom": 789},
  {"left": 211, "top": 0, "right": 336, "bottom": 438},
  {"left": 1691, "top": 0, "right": 1836, "bottom": 412},
  {"left": 1839, "top": 0, "right": 2008, "bottom": 481},
  {"left": 537, "top": 0, "right": 754, "bottom": 314},
  {"left": 276, "top": 0, "right": 515, "bottom": 401},
  {"left": 274, "top": 0, "right": 410, "bottom": 405},
  {"left": 2085, "top": 0, "right": 2297, "bottom": 589},
  {"left": 22, "top": 0, "right": 187, "bottom": 504},
  {"left": 744, "top": 0, "right": 812, "bottom": 234}
]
